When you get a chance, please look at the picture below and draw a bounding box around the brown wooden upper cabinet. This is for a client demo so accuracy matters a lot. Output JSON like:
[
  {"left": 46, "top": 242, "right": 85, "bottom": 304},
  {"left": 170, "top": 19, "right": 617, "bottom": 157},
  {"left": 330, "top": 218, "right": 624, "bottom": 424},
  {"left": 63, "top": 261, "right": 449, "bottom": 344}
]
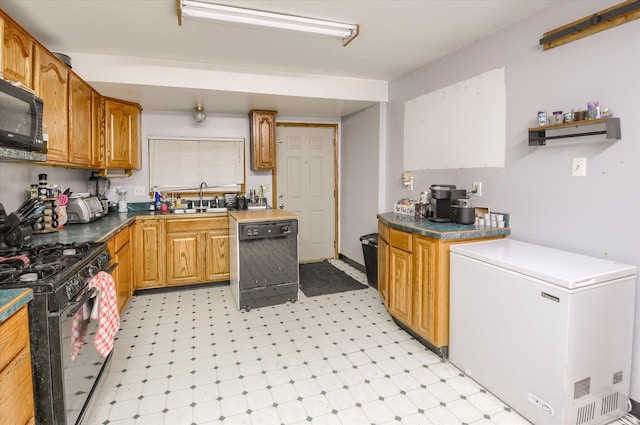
[
  {"left": 69, "top": 73, "right": 96, "bottom": 167},
  {"left": 102, "top": 97, "right": 141, "bottom": 171},
  {"left": 249, "top": 110, "right": 276, "bottom": 170},
  {"left": 1, "top": 14, "right": 35, "bottom": 88},
  {"left": 34, "top": 45, "right": 69, "bottom": 164},
  {"left": 1, "top": 9, "right": 141, "bottom": 173}
]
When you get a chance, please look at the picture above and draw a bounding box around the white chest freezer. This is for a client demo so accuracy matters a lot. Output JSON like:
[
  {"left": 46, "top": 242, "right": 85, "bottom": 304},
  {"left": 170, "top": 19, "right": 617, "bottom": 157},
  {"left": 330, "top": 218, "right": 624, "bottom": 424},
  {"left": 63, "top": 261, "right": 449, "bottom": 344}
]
[{"left": 449, "top": 239, "right": 636, "bottom": 425}]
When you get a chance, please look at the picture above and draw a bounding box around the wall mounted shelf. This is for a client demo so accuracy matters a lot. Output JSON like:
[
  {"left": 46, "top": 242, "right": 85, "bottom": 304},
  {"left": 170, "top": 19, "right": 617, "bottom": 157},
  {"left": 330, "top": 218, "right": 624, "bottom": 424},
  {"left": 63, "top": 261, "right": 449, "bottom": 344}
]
[{"left": 528, "top": 117, "right": 621, "bottom": 146}]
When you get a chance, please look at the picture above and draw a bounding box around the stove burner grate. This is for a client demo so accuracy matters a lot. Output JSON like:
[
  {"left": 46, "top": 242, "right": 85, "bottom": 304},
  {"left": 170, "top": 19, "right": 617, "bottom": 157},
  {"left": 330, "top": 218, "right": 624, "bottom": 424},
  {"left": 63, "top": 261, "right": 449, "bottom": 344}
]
[{"left": 0, "top": 241, "right": 105, "bottom": 288}]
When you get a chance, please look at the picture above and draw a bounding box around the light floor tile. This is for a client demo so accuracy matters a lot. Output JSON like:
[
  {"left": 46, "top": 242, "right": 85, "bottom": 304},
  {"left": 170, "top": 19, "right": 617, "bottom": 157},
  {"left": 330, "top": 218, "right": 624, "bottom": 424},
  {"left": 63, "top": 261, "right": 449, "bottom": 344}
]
[{"left": 84, "top": 260, "right": 632, "bottom": 425}]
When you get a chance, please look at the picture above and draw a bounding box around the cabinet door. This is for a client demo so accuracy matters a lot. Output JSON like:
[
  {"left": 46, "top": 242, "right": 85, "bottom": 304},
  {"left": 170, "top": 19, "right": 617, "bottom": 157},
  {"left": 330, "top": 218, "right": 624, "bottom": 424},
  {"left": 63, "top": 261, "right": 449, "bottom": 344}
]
[
  {"left": 0, "top": 306, "right": 35, "bottom": 425},
  {"left": 92, "top": 92, "right": 105, "bottom": 168},
  {"left": 104, "top": 99, "right": 140, "bottom": 169},
  {"left": 113, "top": 228, "right": 132, "bottom": 314},
  {"left": 377, "top": 236, "right": 389, "bottom": 306},
  {"left": 35, "top": 46, "right": 69, "bottom": 163},
  {"left": 1, "top": 18, "right": 34, "bottom": 88},
  {"left": 134, "top": 220, "right": 164, "bottom": 289},
  {"left": 204, "top": 231, "right": 230, "bottom": 282},
  {"left": 68, "top": 74, "right": 93, "bottom": 166},
  {"left": 116, "top": 243, "right": 133, "bottom": 314},
  {"left": 413, "top": 236, "right": 437, "bottom": 343},
  {"left": 166, "top": 232, "right": 200, "bottom": 285},
  {"left": 388, "top": 246, "right": 413, "bottom": 325},
  {"left": 249, "top": 110, "right": 276, "bottom": 170}
]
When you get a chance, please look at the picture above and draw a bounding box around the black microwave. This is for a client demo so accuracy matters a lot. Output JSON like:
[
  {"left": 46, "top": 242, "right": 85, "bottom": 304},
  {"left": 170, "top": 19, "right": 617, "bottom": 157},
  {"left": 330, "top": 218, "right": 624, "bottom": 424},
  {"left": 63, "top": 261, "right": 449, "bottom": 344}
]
[{"left": 0, "top": 78, "right": 45, "bottom": 152}]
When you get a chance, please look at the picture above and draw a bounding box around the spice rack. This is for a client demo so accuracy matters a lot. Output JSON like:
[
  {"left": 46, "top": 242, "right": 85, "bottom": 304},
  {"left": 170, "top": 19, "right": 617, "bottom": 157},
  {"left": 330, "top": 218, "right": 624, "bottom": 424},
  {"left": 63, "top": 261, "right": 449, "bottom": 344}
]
[
  {"left": 32, "top": 197, "right": 59, "bottom": 234},
  {"left": 528, "top": 117, "right": 621, "bottom": 146}
]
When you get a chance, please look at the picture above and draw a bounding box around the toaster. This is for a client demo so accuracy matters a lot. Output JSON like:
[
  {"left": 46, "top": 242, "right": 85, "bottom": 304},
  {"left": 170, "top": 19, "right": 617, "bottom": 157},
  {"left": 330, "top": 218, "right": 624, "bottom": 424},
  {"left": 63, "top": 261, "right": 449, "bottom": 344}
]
[{"left": 66, "top": 196, "right": 104, "bottom": 223}]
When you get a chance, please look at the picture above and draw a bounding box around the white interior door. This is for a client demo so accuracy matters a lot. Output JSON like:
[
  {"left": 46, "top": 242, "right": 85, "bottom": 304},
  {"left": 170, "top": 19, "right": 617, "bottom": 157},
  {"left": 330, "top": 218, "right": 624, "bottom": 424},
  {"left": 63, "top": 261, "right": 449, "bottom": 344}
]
[{"left": 276, "top": 125, "right": 336, "bottom": 263}]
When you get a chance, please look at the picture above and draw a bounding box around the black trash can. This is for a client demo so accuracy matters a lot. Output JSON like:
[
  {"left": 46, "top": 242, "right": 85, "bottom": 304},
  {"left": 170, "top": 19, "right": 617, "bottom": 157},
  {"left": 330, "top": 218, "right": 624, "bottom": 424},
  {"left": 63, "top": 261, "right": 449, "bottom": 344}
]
[{"left": 360, "top": 233, "right": 379, "bottom": 289}]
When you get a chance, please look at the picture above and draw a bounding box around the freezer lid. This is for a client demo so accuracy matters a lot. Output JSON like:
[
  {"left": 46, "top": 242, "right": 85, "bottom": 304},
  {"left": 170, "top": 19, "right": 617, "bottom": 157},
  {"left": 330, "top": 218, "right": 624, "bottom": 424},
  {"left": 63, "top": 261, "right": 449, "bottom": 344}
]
[{"left": 450, "top": 239, "right": 637, "bottom": 289}]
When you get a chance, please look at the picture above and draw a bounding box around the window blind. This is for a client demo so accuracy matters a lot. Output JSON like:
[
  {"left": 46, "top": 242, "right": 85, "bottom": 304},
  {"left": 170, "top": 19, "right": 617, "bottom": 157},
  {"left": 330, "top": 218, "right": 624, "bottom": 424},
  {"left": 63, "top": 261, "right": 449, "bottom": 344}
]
[{"left": 148, "top": 137, "right": 245, "bottom": 192}]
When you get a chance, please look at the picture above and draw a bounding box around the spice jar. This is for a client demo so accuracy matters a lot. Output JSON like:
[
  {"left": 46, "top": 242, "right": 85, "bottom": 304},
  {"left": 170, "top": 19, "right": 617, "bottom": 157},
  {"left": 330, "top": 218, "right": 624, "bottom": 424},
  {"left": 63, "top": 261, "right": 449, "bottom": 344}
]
[{"left": 38, "top": 173, "right": 48, "bottom": 198}]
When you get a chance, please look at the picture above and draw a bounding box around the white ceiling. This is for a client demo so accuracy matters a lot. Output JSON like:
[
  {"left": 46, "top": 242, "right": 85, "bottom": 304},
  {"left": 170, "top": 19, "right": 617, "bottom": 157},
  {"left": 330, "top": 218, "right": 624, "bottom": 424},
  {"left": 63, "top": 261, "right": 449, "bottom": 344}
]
[{"left": 0, "top": 0, "right": 552, "bottom": 117}]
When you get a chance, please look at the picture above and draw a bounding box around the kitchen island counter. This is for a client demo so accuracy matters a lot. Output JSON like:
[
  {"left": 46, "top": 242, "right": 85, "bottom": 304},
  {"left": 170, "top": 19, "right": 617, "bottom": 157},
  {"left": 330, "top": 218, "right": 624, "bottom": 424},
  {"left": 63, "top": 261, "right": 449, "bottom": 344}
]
[
  {"left": 229, "top": 209, "right": 298, "bottom": 223},
  {"left": 378, "top": 212, "right": 510, "bottom": 239}
]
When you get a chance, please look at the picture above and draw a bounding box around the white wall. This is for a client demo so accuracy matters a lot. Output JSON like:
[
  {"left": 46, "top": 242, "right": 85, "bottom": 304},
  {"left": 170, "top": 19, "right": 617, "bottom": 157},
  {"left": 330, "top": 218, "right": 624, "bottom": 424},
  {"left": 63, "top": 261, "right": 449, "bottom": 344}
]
[
  {"left": 340, "top": 104, "right": 382, "bottom": 264},
  {"left": 0, "top": 163, "right": 92, "bottom": 213},
  {"left": 384, "top": 0, "right": 640, "bottom": 401}
]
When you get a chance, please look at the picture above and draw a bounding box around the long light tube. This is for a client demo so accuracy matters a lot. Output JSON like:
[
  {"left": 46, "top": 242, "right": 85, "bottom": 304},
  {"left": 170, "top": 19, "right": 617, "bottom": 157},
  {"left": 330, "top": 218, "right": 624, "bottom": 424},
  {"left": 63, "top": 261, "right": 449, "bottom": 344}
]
[{"left": 179, "top": 0, "right": 359, "bottom": 46}]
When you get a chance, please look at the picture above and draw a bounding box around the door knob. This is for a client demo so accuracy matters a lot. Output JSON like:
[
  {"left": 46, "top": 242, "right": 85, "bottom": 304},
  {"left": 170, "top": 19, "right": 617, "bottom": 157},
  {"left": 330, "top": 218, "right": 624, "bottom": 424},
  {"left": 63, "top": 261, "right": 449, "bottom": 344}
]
[{"left": 279, "top": 203, "right": 284, "bottom": 209}]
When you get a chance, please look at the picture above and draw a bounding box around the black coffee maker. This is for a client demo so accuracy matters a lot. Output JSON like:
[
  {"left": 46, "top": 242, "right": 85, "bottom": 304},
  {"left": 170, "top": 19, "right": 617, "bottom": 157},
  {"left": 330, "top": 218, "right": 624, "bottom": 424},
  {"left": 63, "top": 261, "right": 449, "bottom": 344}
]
[
  {"left": 429, "top": 185, "right": 455, "bottom": 222},
  {"left": 428, "top": 185, "right": 467, "bottom": 222}
]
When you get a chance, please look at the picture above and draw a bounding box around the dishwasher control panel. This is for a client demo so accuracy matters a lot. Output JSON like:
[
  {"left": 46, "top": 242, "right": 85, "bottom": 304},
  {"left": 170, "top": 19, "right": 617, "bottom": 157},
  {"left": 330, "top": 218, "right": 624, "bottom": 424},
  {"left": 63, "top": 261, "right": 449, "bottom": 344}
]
[{"left": 238, "top": 220, "right": 298, "bottom": 240}]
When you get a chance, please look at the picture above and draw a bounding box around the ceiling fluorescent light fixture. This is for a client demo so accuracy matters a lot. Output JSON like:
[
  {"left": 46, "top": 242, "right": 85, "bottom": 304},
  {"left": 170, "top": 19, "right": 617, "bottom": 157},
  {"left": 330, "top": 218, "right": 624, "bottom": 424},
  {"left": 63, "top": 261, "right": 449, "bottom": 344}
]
[{"left": 179, "top": 0, "right": 359, "bottom": 46}]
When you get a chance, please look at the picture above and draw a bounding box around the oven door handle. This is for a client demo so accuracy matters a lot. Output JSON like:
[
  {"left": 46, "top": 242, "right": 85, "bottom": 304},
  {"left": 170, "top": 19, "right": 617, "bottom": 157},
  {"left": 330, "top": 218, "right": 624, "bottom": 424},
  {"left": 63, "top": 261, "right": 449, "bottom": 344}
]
[
  {"left": 67, "top": 287, "right": 98, "bottom": 318},
  {"left": 105, "top": 262, "right": 119, "bottom": 273}
]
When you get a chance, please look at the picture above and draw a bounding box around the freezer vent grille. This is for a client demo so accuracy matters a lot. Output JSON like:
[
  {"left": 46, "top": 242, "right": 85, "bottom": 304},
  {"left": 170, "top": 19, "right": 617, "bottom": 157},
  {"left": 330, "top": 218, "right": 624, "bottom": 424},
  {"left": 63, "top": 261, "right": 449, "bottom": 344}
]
[
  {"left": 601, "top": 392, "right": 619, "bottom": 416},
  {"left": 574, "top": 377, "right": 591, "bottom": 399},
  {"left": 575, "top": 402, "right": 596, "bottom": 425}
]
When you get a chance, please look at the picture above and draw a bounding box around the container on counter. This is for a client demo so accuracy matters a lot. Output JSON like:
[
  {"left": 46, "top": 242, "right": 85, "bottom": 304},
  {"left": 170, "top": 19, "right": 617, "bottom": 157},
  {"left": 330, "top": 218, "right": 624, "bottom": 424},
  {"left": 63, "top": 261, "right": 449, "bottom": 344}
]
[
  {"left": 537, "top": 111, "right": 547, "bottom": 126},
  {"left": 38, "top": 174, "right": 48, "bottom": 198}
]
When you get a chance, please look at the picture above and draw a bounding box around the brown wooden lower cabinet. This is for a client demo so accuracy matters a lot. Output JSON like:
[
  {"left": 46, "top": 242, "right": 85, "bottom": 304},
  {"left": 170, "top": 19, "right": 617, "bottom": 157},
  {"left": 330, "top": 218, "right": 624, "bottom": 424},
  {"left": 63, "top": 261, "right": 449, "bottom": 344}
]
[
  {"left": 388, "top": 235, "right": 413, "bottom": 325},
  {"left": 0, "top": 305, "right": 35, "bottom": 425},
  {"left": 204, "top": 230, "right": 230, "bottom": 282},
  {"left": 378, "top": 221, "right": 503, "bottom": 355},
  {"left": 134, "top": 218, "right": 165, "bottom": 289},
  {"left": 134, "top": 216, "right": 229, "bottom": 290},
  {"left": 107, "top": 224, "right": 133, "bottom": 313}
]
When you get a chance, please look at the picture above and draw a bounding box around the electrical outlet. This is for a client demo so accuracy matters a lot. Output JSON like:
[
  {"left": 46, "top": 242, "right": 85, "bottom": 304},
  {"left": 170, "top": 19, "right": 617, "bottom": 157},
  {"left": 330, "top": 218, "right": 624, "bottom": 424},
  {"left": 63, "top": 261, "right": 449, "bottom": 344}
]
[
  {"left": 472, "top": 181, "right": 482, "bottom": 197},
  {"left": 134, "top": 186, "right": 146, "bottom": 196},
  {"left": 572, "top": 158, "right": 586, "bottom": 176}
]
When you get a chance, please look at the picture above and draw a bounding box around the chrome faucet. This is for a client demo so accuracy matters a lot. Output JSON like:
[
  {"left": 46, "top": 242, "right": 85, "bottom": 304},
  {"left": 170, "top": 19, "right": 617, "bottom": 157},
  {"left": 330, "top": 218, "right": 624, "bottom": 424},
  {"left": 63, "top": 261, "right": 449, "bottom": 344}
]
[{"left": 199, "top": 181, "right": 208, "bottom": 208}]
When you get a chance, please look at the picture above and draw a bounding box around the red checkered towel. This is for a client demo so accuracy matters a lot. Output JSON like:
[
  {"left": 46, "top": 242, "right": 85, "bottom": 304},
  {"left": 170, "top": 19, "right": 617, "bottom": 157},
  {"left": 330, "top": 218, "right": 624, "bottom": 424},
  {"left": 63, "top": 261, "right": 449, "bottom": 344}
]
[
  {"left": 71, "top": 272, "right": 120, "bottom": 360},
  {"left": 89, "top": 271, "right": 120, "bottom": 357}
]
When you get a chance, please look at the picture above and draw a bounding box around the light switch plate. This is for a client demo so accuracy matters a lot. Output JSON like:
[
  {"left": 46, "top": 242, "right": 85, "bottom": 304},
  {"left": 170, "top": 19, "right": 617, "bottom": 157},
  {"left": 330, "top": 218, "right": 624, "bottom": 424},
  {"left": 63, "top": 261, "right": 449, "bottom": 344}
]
[{"left": 572, "top": 158, "right": 586, "bottom": 177}]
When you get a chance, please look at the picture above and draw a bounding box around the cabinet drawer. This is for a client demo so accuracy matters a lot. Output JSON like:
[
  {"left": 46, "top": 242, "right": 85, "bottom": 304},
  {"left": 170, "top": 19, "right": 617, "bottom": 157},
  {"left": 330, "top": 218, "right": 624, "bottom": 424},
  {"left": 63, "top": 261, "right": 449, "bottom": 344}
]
[
  {"left": 389, "top": 228, "right": 412, "bottom": 252},
  {"left": 0, "top": 305, "right": 29, "bottom": 372},
  {"left": 166, "top": 217, "right": 228, "bottom": 233},
  {"left": 113, "top": 226, "right": 130, "bottom": 252},
  {"left": 0, "top": 347, "right": 35, "bottom": 425},
  {"left": 378, "top": 222, "right": 388, "bottom": 242}
]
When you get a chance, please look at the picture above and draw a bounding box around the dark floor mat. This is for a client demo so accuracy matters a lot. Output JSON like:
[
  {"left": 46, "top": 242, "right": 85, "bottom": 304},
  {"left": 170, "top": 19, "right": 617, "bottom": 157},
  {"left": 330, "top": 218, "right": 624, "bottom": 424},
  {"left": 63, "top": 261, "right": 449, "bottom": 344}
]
[{"left": 299, "top": 261, "right": 368, "bottom": 297}]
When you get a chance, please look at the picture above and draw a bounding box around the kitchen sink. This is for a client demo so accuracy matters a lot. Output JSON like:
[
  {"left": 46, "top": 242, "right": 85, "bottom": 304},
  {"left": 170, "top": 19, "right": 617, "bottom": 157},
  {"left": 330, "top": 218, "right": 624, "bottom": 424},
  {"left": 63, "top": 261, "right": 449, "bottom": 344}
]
[{"left": 169, "top": 207, "right": 228, "bottom": 214}]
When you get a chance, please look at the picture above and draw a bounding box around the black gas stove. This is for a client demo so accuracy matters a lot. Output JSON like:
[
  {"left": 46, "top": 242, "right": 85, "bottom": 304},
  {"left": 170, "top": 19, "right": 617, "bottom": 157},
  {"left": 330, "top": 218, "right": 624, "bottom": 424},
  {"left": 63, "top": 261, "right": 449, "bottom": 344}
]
[
  {"left": 0, "top": 241, "right": 110, "bottom": 310},
  {"left": 0, "top": 241, "right": 113, "bottom": 425}
]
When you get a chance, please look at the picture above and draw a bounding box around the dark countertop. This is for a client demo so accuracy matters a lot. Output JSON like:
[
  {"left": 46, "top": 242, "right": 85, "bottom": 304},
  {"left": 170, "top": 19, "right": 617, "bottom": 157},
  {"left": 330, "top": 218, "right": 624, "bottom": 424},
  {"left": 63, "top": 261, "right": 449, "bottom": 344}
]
[
  {"left": 31, "top": 209, "right": 230, "bottom": 245},
  {"left": 32, "top": 211, "right": 147, "bottom": 245},
  {"left": 378, "top": 212, "right": 511, "bottom": 240},
  {"left": 0, "top": 288, "right": 33, "bottom": 325}
]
